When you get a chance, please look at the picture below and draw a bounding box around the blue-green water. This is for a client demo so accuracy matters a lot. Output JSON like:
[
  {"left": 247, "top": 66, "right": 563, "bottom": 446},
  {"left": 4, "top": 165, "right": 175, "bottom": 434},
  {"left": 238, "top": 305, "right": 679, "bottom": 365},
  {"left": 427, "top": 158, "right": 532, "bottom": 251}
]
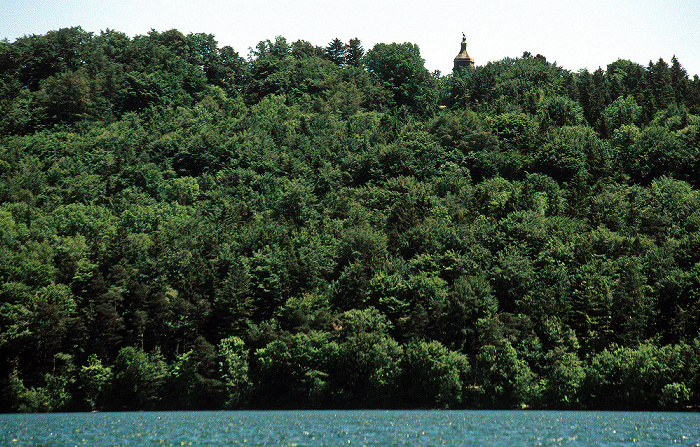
[{"left": 1, "top": 410, "right": 698, "bottom": 446}]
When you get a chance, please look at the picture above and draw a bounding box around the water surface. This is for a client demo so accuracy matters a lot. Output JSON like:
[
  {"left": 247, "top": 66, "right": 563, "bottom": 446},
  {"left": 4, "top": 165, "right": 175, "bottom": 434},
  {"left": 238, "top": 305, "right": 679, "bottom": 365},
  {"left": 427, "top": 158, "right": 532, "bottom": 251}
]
[{"left": 2, "top": 410, "right": 698, "bottom": 446}]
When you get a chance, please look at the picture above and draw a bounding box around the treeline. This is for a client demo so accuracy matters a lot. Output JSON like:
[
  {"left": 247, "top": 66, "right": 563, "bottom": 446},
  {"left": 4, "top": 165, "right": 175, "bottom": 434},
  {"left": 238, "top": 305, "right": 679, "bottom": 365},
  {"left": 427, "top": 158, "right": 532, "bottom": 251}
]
[{"left": 1, "top": 27, "right": 700, "bottom": 412}]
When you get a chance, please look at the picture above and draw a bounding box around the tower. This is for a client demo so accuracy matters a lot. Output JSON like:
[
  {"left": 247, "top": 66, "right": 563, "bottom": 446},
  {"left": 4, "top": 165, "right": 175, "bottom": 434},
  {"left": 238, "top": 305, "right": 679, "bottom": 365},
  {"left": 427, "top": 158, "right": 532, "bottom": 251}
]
[{"left": 453, "top": 33, "right": 475, "bottom": 72}]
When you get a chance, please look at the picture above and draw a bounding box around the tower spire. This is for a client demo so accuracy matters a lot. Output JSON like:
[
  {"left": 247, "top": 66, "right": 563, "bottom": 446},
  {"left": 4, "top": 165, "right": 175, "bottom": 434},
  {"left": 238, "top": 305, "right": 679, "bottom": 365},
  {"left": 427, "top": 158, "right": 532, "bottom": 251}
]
[{"left": 453, "top": 33, "right": 475, "bottom": 72}]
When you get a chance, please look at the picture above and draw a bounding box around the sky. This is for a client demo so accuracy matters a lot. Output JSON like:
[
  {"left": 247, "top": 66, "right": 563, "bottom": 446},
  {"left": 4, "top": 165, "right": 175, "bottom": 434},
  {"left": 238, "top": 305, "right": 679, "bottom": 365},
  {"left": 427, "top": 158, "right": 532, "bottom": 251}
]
[{"left": 2, "top": 0, "right": 700, "bottom": 77}]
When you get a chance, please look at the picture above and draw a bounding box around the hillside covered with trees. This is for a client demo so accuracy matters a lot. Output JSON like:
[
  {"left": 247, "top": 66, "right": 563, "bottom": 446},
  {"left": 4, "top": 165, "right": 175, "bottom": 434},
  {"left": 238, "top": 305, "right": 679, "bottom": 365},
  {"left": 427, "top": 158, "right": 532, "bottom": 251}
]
[{"left": 2, "top": 27, "right": 700, "bottom": 412}]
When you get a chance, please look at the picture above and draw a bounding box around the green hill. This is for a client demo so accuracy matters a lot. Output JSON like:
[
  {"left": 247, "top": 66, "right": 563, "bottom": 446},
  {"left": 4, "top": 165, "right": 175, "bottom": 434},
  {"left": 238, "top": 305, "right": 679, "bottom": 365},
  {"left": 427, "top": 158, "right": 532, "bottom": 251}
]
[{"left": 1, "top": 27, "right": 700, "bottom": 411}]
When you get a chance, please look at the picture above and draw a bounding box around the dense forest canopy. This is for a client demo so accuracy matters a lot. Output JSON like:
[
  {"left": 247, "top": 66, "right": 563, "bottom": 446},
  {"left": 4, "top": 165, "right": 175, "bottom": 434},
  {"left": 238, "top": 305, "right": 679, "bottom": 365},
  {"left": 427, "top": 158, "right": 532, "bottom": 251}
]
[{"left": 1, "top": 27, "right": 700, "bottom": 412}]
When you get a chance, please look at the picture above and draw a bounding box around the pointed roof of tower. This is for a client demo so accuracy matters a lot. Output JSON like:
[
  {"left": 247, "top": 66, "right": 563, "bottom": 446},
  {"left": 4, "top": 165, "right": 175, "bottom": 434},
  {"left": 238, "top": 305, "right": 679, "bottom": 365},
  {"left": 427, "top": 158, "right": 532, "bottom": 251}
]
[{"left": 454, "top": 33, "right": 475, "bottom": 72}]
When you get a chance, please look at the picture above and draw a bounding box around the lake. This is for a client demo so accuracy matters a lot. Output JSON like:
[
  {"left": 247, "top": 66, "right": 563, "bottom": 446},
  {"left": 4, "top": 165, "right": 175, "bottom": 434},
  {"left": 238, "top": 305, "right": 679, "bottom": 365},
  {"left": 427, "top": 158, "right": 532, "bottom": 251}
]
[{"left": 1, "top": 410, "right": 698, "bottom": 446}]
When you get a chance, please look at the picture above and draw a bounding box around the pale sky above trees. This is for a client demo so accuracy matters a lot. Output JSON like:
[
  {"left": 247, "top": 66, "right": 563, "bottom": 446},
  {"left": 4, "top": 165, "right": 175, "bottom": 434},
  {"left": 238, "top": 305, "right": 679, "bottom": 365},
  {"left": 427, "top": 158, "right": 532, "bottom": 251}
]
[{"left": 2, "top": 0, "right": 699, "bottom": 76}]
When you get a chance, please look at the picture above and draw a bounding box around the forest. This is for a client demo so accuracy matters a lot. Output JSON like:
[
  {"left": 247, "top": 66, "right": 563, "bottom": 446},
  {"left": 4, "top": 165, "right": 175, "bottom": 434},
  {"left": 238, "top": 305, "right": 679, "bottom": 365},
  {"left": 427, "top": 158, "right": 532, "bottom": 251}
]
[{"left": 1, "top": 26, "right": 700, "bottom": 412}]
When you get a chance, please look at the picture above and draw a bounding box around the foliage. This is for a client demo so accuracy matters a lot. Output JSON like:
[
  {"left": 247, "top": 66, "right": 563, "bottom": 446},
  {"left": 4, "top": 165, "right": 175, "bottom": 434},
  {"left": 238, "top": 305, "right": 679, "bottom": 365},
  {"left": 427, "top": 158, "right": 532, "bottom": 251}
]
[{"left": 2, "top": 27, "right": 700, "bottom": 411}]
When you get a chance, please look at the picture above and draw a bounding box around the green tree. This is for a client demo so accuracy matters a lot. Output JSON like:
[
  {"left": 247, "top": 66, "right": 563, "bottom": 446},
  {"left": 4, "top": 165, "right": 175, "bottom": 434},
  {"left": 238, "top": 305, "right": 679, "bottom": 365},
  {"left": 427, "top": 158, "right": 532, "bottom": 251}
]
[
  {"left": 537, "top": 95, "right": 585, "bottom": 130},
  {"left": 333, "top": 224, "right": 388, "bottom": 310},
  {"left": 309, "top": 307, "right": 404, "bottom": 408},
  {"left": 577, "top": 69, "right": 604, "bottom": 127},
  {"left": 583, "top": 344, "right": 666, "bottom": 409},
  {"left": 165, "top": 336, "right": 224, "bottom": 409},
  {"left": 487, "top": 112, "right": 536, "bottom": 154},
  {"left": 108, "top": 346, "right": 166, "bottom": 410},
  {"left": 35, "top": 69, "right": 95, "bottom": 124},
  {"left": 602, "top": 95, "right": 641, "bottom": 137},
  {"left": 669, "top": 56, "right": 689, "bottom": 105},
  {"left": 164, "top": 176, "right": 200, "bottom": 205},
  {"left": 218, "top": 336, "right": 251, "bottom": 408},
  {"left": 535, "top": 125, "right": 609, "bottom": 182},
  {"left": 325, "top": 38, "right": 347, "bottom": 66},
  {"left": 346, "top": 38, "right": 364, "bottom": 67},
  {"left": 401, "top": 340, "right": 470, "bottom": 408},
  {"left": 76, "top": 354, "right": 112, "bottom": 411},
  {"left": 659, "top": 382, "right": 691, "bottom": 409},
  {"left": 364, "top": 42, "right": 436, "bottom": 114},
  {"left": 252, "top": 331, "right": 333, "bottom": 408},
  {"left": 648, "top": 58, "right": 674, "bottom": 110},
  {"left": 540, "top": 347, "right": 585, "bottom": 408},
  {"left": 484, "top": 341, "right": 539, "bottom": 408}
]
